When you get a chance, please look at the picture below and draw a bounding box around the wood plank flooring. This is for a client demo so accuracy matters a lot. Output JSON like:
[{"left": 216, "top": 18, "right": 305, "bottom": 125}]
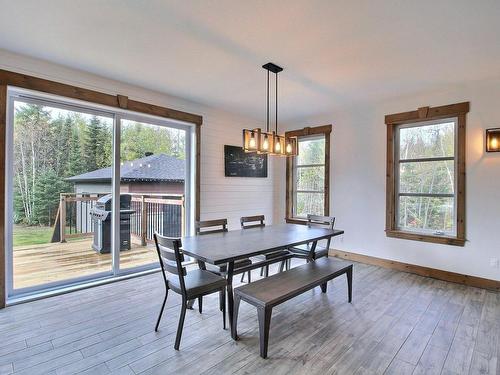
[
  {"left": 0, "top": 260, "right": 498, "bottom": 374},
  {"left": 13, "top": 239, "right": 157, "bottom": 289}
]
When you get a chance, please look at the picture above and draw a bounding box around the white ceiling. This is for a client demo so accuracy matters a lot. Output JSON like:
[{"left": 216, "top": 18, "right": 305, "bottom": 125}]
[{"left": 1, "top": 0, "right": 500, "bottom": 122}]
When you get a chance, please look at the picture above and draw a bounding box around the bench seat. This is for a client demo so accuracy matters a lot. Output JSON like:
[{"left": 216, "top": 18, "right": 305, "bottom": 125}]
[{"left": 233, "top": 257, "right": 353, "bottom": 358}]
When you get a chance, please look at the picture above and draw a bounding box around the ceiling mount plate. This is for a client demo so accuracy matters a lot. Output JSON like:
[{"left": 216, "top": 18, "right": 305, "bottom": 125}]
[{"left": 262, "top": 62, "right": 283, "bottom": 73}]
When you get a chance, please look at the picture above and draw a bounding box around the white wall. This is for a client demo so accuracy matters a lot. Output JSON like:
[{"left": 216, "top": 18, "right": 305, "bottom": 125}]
[
  {"left": 275, "top": 78, "right": 500, "bottom": 281},
  {"left": 0, "top": 49, "right": 275, "bottom": 231}
]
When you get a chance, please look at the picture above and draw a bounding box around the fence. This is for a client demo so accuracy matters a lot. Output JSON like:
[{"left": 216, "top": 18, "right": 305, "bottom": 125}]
[{"left": 52, "top": 192, "right": 185, "bottom": 244}]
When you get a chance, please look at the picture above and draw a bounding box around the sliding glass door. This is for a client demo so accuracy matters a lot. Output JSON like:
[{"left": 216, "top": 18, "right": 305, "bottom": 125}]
[
  {"left": 118, "top": 118, "right": 188, "bottom": 273},
  {"left": 6, "top": 88, "right": 194, "bottom": 298}
]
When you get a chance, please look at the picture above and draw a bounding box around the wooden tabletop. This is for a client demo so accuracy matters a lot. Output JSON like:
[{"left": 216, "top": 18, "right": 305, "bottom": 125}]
[{"left": 181, "top": 223, "right": 344, "bottom": 265}]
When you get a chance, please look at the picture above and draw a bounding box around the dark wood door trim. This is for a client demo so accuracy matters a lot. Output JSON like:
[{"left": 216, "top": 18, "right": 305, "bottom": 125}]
[{"left": 0, "top": 69, "right": 203, "bottom": 125}]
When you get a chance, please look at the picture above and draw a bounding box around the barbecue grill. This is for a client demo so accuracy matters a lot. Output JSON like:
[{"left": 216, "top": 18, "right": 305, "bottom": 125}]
[{"left": 89, "top": 194, "right": 135, "bottom": 253}]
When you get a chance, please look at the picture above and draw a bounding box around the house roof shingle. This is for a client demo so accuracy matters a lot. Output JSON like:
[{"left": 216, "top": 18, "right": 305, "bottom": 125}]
[{"left": 66, "top": 153, "right": 185, "bottom": 183}]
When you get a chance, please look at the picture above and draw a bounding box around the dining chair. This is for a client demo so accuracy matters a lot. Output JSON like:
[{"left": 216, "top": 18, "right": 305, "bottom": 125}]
[
  {"left": 195, "top": 219, "right": 253, "bottom": 286},
  {"left": 154, "top": 232, "right": 227, "bottom": 350},
  {"left": 240, "top": 215, "right": 290, "bottom": 277},
  {"left": 288, "top": 214, "right": 336, "bottom": 261}
]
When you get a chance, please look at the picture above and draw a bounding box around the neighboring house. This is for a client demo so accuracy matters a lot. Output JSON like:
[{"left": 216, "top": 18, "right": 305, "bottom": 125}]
[
  {"left": 66, "top": 153, "right": 185, "bottom": 234},
  {"left": 67, "top": 153, "right": 185, "bottom": 195}
]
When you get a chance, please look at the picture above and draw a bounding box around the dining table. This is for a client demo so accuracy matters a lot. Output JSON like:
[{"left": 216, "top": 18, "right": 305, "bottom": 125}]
[{"left": 180, "top": 223, "right": 344, "bottom": 339}]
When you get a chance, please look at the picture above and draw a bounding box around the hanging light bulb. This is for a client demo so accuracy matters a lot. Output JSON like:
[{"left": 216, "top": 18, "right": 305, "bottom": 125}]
[
  {"left": 275, "top": 141, "right": 281, "bottom": 152},
  {"left": 262, "top": 135, "right": 269, "bottom": 151},
  {"left": 286, "top": 142, "right": 292, "bottom": 154},
  {"left": 249, "top": 131, "right": 256, "bottom": 149}
]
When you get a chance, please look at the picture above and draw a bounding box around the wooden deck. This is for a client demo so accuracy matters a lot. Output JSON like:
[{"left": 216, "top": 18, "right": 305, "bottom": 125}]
[
  {"left": 0, "top": 260, "right": 498, "bottom": 374},
  {"left": 13, "top": 239, "right": 157, "bottom": 289}
]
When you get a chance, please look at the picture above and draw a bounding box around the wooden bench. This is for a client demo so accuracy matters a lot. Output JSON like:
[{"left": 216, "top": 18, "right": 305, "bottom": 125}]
[{"left": 233, "top": 257, "right": 353, "bottom": 358}]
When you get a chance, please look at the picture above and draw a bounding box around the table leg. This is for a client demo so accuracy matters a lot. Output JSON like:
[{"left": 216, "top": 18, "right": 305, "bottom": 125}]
[
  {"left": 226, "top": 261, "right": 237, "bottom": 340},
  {"left": 308, "top": 240, "right": 317, "bottom": 261}
]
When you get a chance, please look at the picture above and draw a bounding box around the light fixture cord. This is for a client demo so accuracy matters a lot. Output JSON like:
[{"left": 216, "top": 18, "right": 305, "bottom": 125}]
[
  {"left": 275, "top": 71, "right": 278, "bottom": 133},
  {"left": 266, "top": 69, "right": 270, "bottom": 132}
]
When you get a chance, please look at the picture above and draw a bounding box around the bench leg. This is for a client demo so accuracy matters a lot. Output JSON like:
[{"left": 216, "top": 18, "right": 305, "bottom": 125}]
[
  {"left": 257, "top": 306, "right": 272, "bottom": 359},
  {"left": 346, "top": 265, "right": 353, "bottom": 303},
  {"left": 320, "top": 282, "right": 327, "bottom": 293},
  {"left": 232, "top": 294, "right": 241, "bottom": 338}
]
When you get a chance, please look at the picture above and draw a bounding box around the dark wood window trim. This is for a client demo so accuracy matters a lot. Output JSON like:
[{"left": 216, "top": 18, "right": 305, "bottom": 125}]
[
  {"left": 385, "top": 102, "right": 469, "bottom": 247},
  {"left": 0, "top": 69, "right": 203, "bottom": 308},
  {"left": 285, "top": 124, "right": 332, "bottom": 224}
]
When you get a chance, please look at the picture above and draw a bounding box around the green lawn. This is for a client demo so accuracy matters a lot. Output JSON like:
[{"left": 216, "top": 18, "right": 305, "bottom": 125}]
[{"left": 13, "top": 225, "right": 54, "bottom": 247}]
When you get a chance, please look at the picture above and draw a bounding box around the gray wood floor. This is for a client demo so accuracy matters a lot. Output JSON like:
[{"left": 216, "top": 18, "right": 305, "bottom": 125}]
[{"left": 0, "top": 260, "right": 498, "bottom": 375}]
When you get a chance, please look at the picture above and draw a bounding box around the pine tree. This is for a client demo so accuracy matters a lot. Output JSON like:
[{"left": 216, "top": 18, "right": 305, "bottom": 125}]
[
  {"left": 82, "top": 116, "right": 101, "bottom": 171},
  {"left": 33, "top": 169, "right": 65, "bottom": 226},
  {"left": 66, "top": 127, "right": 85, "bottom": 178}
]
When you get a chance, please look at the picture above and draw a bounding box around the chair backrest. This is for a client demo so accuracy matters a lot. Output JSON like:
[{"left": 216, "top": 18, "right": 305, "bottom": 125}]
[
  {"left": 240, "top": 215, "right": 265, "bottom": 229},
  {"left": 195, "top": 219, "right": 228, "bottom": 235},
  {"left": 154, "top": 232, "right": 186, "bottom": 293},
  {"left": 307, "top": 214, "right": 336, "bottom": 248}
]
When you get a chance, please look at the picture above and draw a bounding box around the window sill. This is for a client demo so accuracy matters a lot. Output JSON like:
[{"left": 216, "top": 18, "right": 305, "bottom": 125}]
[
  {"left": 385, "top": 229, "right": 465, "bottom": 247},
  {"left": 285, "top": 217, "right": 308, "bottom": 225}
]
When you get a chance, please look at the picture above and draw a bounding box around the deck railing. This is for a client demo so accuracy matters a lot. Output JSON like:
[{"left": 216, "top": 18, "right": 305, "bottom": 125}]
[{"left": 52, "top": 192, "right": 185, "bottom": 244}]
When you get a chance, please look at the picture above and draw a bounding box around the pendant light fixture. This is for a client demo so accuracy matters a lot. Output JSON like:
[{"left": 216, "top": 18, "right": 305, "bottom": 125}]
[{"left": 243, "top": 63, "right": 298, "bottom": 156}]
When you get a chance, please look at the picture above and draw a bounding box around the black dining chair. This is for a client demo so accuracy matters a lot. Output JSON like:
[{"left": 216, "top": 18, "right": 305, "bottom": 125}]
[
  {"left": 195, "top": 219, "right": 253, "bottom": 285},
  {"left": 288, "top": 214, "right": 336, "bottom": 261},
  {"left": 240, "top": 215, "right": 290, "bottom": 277},
  {"left": 153, "top": 232, "right": 227, "bottom": 350}
]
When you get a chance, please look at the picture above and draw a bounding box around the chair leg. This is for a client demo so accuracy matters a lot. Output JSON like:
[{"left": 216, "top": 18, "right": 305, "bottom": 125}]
[
  {"left": 247, "top": 270, "right": 251, "bottom": 283},
  {"left": 240, "top": 273, "right": 245, "bottom": 283},
  {"left": 174, "top": 298, "right": 188, "bottom": 350},
  {"left": 198, "top": 296, "right": 203, "bottom": 313},
  {"left": 279, "top": 260, "right": 285, "bottom": 273},
  {"left": 221, "top": 288, "right": 226, "bottom": 330},
  {"left": 287, "top": 259, "right": 291, "bottom": 269},
  {"left": 219, "top": 290, "right": 224, "bottom": 311},
  {"left": 265, "top": 265, "right": 269, "bottom": 277},
  {"left": 260, "top": 267, "right": 264, "bottom": 276},
  {"left": 155, "top": 289, "right": 168, "bottom": 332}
]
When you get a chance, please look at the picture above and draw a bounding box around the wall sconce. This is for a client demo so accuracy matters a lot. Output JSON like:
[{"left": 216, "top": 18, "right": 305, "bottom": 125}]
[{"left": 486, "top": 128, "right": 500, "bottom": 152}]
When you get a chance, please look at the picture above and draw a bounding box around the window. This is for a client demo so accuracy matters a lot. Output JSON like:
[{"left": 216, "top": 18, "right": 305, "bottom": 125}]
[
  {"left": 385, "top": 103, "right": 468, "bottom": 246},
  {"left": 286, "top": 125, "right": 331, "bottom": 222}
]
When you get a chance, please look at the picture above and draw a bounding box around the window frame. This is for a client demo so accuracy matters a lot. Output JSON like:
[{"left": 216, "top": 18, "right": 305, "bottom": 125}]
[
  {"left": 285, "top": 125, "right": 331, "bottom": 224},
  {"left": 385, "top": 102, "right": 469, "bottom": 246},
  {"left": 4, "top": 86, "right": 197, "bottom": 300}
]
